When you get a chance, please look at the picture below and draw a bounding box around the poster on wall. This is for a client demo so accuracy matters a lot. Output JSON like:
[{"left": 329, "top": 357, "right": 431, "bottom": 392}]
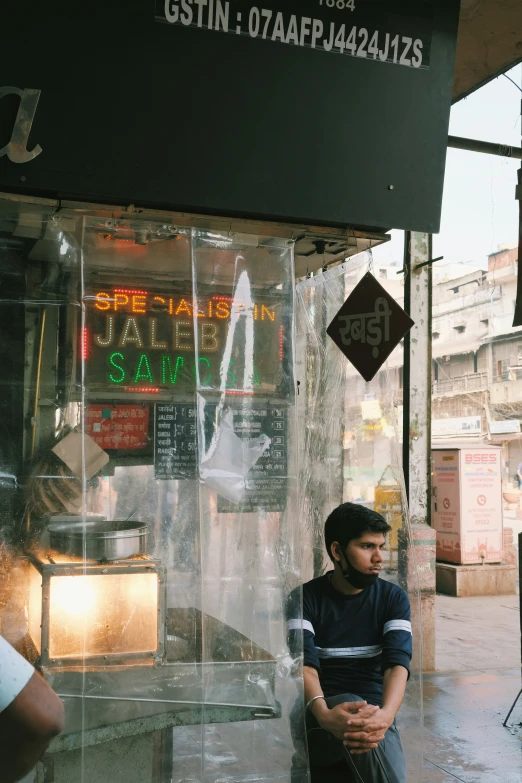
[{"left": 85, "top": 404, "right": 149, "bottom": 450}]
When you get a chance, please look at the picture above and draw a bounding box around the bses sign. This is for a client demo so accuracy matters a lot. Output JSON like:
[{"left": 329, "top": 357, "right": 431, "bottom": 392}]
[{"left": 465, "top": 453, "right": 497, "bottom": 464}]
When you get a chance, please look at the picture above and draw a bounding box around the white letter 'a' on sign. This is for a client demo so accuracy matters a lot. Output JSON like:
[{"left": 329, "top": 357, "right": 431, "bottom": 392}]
[
  {"left": 165, "top": 0, "right": 180, "bottom": 22},
  {"left": 0, "top": 87, "right": 42, "bottom": 163}
]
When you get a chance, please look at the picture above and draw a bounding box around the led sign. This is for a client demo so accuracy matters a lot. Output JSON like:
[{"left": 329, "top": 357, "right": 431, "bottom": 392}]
[{"left": 84, "top": 287, "right": 286, "bottom": 394}]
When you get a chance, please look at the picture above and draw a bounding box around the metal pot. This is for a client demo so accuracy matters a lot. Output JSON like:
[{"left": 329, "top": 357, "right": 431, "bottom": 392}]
[{"left": 48, "top": 519, "right": 148, "bottom": 561}]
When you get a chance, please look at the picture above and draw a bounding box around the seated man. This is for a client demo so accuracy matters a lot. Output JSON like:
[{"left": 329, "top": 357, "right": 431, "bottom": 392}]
[
  {"left": 287, "top": 503, "right": 412, "bottom": 783},
  {"left": 0, "top": 634, "right": 64, "bottom": 782}
]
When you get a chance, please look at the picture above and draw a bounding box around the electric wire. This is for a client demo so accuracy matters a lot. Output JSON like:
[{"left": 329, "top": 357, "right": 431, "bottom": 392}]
[{"left": 503, "top": 73, "right": 522, "bottom": 94}]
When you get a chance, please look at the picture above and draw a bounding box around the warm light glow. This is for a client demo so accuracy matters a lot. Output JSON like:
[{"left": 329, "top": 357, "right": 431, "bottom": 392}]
[
  {"left": 95, "top": 292, "right": 111, "bottom": 311},
  {"left": 90, "top": 290, "right": 276, "bottom": 321},
  {"left": 225, "top": 389, "right": 255, "bottom": 396},
  {"left": 114, "top": 293, "right": 129, "bottom": 311},
  {"left": 81, "top": 327, "right": 90, "bottom": 361},
  {"left": 132, "top": 295, "right": 147, "bottom": 313},
  {"left": 47, "top": 572, "right": 158, "bottom": 659},
  {"left": 51, "top": 576, "right": 95, "bottom": 616},
  {"left": 124, "top": 386, "right": 161, "bottom": 393},
  {"left": 279, "top": 325, "right": 284, "bottom": 361},
  {"left": 175, "top": 299, "right": 192, "bottom": 316},
  {"left": 28, "top": 564, "right": 42, "bottom": 654},
  {"left": 215, "top": 301, "right": 230, "bottom": 319}
]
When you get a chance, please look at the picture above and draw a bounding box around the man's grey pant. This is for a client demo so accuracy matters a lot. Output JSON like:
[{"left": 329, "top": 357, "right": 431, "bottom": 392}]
[{"left": 291, "top": 693, "right": 407, "bottom": 783}]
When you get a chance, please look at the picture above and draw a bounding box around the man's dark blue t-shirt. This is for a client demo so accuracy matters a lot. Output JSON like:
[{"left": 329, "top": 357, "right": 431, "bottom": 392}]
[{"left": 286, "top": 573, "right": 412, "bottom": 706}]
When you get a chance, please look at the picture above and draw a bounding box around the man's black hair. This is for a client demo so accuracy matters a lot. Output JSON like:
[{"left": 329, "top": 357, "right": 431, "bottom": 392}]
[{"left": 324, "top": 502, "right": 392, "bottom": 561}]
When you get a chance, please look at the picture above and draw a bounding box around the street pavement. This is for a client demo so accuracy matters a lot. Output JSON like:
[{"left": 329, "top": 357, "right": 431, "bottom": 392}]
[{"left": 417, "top": 592, "right": 521, "bottom": 782}]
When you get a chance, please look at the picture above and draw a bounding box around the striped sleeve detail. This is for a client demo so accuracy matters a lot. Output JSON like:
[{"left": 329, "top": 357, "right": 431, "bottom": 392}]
[
  {"left": 0, "top": 636, "right": 34, "bottom": 713},
  {"left": 287, "top": 619, "right": 315, "bottom": 635},
  {"left": 316, "top": 644, "right": 383, "bottom": 659},
  {"left": 383, "top": 620, "right": 412, "bottom": 635}
]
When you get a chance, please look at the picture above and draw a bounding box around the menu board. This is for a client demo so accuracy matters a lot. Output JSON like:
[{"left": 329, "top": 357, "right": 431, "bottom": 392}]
[
  {"left": 154, "top": 402, "right": 288, "bottom": 512},
  {"left": 154, "top": 403, "right": 197, "bottom": 479},
  {"left": 215, "top": 405, "right": 287, "bottom": 513}
]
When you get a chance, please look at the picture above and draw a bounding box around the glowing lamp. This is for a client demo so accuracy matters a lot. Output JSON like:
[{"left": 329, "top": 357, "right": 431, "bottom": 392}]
[{"left": 28, "top": 553, "right": 165, "bottom": 669}]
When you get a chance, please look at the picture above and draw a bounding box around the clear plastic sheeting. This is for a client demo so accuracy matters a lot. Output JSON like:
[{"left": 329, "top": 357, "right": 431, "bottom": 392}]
[
  {"left": 0, "top": 210, "right": 303, "bottom": 783},
  {"left": 0, "top": 205, "right": 423, "bottom": 783},
  {"left": 192, "top": 230, "right": 303, "bottom": 783},
  {"left": 295, "top": 255, "right": 424, "bottom": 783}
]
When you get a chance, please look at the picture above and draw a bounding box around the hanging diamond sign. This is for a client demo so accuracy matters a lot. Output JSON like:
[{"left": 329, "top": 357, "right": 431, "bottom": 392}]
[{"left": 326, "top": 272, "right": 414, "bottom": 382}]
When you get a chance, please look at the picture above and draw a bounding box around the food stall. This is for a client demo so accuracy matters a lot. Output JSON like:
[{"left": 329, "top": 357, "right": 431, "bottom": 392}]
[
  {"left": 0, "top": 0, "right": 461, "bottom": 779},
  {"left": 0, "top": 210, "right": 306, "bottom": 782}
]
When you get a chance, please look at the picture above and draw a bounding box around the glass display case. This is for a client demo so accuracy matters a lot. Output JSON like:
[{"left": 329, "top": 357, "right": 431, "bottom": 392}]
[{"left": 0, "top": 207, "right": 303, "bottom": 783}]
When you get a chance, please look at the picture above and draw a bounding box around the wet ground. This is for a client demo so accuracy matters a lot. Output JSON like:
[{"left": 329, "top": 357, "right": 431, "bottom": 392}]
[
  {"left": 420, "top": 592, "right": 521, "bottom": 782},
  {"left": 421, "top": 667, "right": 521, "bottom": 782},
  {"left": 171, "top": 592, "right": 522, "bottom": 783}
]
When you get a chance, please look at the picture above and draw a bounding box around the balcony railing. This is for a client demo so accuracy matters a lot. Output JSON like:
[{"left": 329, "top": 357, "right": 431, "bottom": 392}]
[{"left": 432, "top": 371, "right": 489, "bottom": 395}]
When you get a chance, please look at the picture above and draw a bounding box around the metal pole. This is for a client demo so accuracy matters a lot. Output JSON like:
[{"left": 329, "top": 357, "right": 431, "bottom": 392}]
[
  {"left": 447, "top": 135, "right": 522, "bottom": 160},
  {"left": 512, "top": 86, "right": 522, "bottom": 325},
  {"left": 501, "top": 531, "right": 522, "bottom": 726},
  {"left": 401, "top": 231, "right": 436, "bottom": 674},
  {"left": 519, "top": 530, "right": 522, "bottom": 663},
  {"left": 405, "top": 232, "right": 433, "bottom": 525},
  {"left": 30, "top": 307, "right": 47, "bottom": 457},
  {"left": 402, "top": 234, "right": 411, "bottom": 498}
]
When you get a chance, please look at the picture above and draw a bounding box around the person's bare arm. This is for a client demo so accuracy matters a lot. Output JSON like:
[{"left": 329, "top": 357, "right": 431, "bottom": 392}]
[
  {"left": 380, "top": 664, "right": 408, "bottom": 724},
  {"left": 304, "top": 665, "right": 385, "bottom": 747},
  {"left": 0, "top": 671, "right": 64, "bottom": 782},
  {"left": 343, "top": 665, "right": 408, "bottom": 754}
]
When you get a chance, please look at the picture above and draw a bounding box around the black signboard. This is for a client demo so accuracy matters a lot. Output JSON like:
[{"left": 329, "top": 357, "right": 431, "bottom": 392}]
[
  {"left": 327, "top": 272, "right": 413, "bottom": 381},
  {"left": 156, "top": 0, "right": 434, "bottom": 69},
  {"left": 216, "top": 405, "right": 288, "bottom": 513},
  {"left": 154, "top": 401, "right": 287, "bottom": 512},
  {"left": 154, "top": 403, "right": 197, "bottom": 479},
  {"left": 0, "top": 0, "right": 460, "bottom": 233},
  {"left": 84, "top": 284, "right": 287, "bottom": 395}
]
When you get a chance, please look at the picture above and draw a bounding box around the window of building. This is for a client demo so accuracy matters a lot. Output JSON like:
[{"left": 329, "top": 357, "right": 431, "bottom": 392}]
[
  {"left": 453, "top": 324, "right": 466, "bottom": 334},
  {"left": 433, "top": 331, "right": 440, "bottom": 339}
]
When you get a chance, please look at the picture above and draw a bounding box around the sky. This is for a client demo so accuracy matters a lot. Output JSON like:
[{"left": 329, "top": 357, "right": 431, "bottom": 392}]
[{"left": 372, "top": 64, "right": 522, "bottom": 276}]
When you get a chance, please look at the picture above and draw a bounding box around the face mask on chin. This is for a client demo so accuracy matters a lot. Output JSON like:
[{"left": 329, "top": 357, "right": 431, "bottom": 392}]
[{"left": 339, "top": 550, "right": 379, "bottom": 589}]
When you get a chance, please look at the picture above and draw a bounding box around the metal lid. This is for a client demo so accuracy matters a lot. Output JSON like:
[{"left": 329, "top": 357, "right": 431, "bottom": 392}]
[
  {"left": 48, "top": 520, "right": 147, "bottom": 541},
  {"left": 48, "top": 513, "right": 106, "bottom": 524}
]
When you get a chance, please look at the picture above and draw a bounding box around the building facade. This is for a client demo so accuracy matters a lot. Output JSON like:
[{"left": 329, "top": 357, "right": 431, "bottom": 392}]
[{"left": 432, "top": 246, "right": 522, "bottom": 483}]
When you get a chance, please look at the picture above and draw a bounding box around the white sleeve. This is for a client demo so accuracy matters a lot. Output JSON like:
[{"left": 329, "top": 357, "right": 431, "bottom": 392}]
[{"left": 0, "top": 635, "right": 34, "bottom": 713}]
